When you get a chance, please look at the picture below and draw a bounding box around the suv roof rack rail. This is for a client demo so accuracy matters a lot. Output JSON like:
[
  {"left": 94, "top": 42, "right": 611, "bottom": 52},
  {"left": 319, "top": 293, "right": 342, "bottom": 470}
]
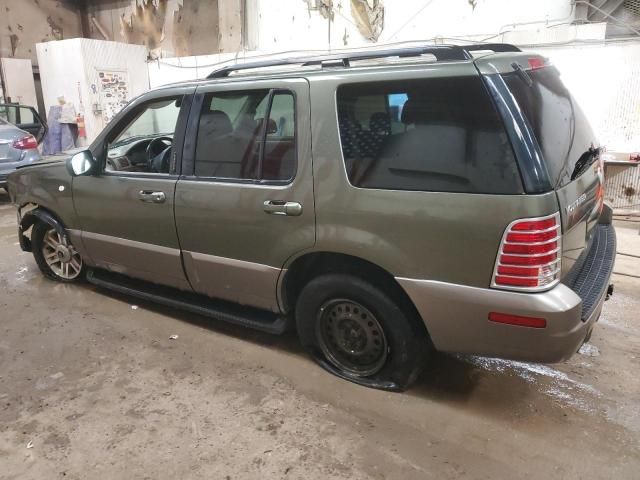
[
  {"left": 463, "top": 43, "right": 521, "bottom": 53},
  {"left": 206, "top": 43, "right": 522, "bottom": 79}
]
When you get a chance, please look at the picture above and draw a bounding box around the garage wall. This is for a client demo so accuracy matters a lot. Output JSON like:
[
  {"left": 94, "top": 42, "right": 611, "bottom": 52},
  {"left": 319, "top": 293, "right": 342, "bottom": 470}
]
[
  {"left": 0, "top": 0, "right": 83, "bottom": 66},
  {"left": 83, "top": 0, "right": 246, "bottom": 56},
  {"left": 249, "top": 0, "right": 575, "bottom": 50}
]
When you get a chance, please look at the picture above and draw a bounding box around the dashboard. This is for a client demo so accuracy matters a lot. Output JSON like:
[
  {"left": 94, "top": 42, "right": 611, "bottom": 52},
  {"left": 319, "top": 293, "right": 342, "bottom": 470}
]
[{"left": 106, "top": 136, "right": 172, "bottom": 172}]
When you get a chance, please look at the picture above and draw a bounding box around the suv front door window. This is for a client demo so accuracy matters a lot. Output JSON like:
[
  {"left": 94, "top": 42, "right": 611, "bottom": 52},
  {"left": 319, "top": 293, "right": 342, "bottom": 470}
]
[{"left": 106, "top": 97, "right": 182, "bottom": 174}]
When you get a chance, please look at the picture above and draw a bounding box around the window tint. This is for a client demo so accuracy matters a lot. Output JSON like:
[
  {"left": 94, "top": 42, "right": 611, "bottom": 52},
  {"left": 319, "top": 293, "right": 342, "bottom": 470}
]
[
  {"left": 336, "top": 77, "right": 522, "bottom": 194},
  {"left": 194, "top": 89, "right": 296, "bottom": 181},
  {"left": 502, "top": 67, "right": 597, "bottom": 188},
  {"left": 113, "top": 98, "right": 181, "bottom": 144}
]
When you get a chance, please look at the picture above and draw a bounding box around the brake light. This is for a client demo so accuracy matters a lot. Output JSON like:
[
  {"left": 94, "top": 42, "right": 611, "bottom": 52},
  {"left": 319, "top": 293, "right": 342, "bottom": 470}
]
[
  {"left": 528, "top": 57, "right": 546, "bottom": 70},
  {"left": 492, "top": 213, "right": 561, "bottom": 292},
  {"left": 12, "top": 134, "right": 38, "bottom": 150}
]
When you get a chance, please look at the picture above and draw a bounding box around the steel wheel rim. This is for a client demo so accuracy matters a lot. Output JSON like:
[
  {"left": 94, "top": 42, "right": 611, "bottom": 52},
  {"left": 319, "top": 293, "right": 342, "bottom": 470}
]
[
  {"left": 41, "top": 228, "right": 82, "bottom": 280},
  {"left": 316, "top": 299, "right": 388, "bottom": 377}
]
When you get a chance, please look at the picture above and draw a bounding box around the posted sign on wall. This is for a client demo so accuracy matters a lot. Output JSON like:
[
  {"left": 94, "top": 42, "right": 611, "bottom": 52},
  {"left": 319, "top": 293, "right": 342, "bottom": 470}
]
[{"left": 96, "top": 69, "right": 130, "bottom": 124}]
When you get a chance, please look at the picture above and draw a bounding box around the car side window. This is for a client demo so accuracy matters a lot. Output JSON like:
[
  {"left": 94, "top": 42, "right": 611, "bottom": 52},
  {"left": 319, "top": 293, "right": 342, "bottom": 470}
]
[
  {"left": 105, "top": 96, "right": 183, "bottom": 175},
  {"left": 336, "top": 77, "right": 522, "bottom": 194},
  {"left": 194, "top": 89, "right": 296, "bottom": 181},
  {"left": 0, "top": 105, "right": 35, "bottom": 125}
]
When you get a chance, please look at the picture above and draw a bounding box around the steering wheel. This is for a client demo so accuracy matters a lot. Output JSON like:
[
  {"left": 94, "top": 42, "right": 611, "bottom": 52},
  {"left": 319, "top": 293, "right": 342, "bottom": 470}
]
[{"left": 146, "top": 136, "right": 173, "bottom": 172}]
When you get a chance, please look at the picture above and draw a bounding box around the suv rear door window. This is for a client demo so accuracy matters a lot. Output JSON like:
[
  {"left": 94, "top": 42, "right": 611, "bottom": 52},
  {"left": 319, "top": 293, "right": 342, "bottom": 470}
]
[
  {"left": 194, "top": 89, "right": 296, "bottom": 181},
  {"left": 336, "top": 76, "right": 522, "bottom": 194},
  {"left": 502, "top": 67, "right": 598, "bottom": 188}
]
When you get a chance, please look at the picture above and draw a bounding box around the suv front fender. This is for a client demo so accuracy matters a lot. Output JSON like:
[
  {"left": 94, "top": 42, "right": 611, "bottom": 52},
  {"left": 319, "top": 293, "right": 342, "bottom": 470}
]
[{"left": 18, "top": 207, "right": 67, "bottom": 252}]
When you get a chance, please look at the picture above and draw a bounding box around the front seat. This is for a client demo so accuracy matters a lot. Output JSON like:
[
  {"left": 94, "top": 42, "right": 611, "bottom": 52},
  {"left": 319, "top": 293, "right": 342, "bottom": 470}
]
[{"left": 195, "top": 109, "right": 234, "bottom": 177}]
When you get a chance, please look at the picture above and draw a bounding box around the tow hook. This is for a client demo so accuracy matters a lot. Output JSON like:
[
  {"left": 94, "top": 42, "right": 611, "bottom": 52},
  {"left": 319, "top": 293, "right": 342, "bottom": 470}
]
[{"left": 606, "top": 284, "right": 614, "bottom": 301}]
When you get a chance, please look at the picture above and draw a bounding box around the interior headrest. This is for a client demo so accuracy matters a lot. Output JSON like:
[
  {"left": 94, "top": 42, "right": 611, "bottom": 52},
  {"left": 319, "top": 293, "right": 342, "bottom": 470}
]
[
  {"left": 200, "top": 109, "right": 232, "bottom": 137},
  {"left": 400, "top": 100, "right": 418, "bottom": 125},
  {"left": 369, "top": 112, "right": 391, "bottom": 135}
]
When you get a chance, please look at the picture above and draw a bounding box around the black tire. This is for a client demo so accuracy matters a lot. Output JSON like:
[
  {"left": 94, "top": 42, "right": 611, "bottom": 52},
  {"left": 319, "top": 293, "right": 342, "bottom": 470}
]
[
  {"left": 295, "top": 273, "right": 431, "bottom": 391},
  {"left": 31, "top": 221, "right": 85, "bottom": 282}
]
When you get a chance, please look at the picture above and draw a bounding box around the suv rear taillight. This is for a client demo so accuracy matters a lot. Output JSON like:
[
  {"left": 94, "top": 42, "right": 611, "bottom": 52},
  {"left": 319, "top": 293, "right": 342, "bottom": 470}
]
[
  {"left": 491, "top": 213, "right": 561, "bottom": 292},
  {"left": 12, "top": 134, "right": 38, "bottom": 150}
]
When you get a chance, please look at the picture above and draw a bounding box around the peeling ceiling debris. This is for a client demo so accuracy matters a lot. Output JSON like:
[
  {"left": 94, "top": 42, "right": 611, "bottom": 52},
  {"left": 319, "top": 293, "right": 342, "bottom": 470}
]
[
  {"left": 119, "top": 0, "right": 168, "bottom": 52},
  {"left": 172, "top": 0, "right": 220, "bottom": 57},
  {"left": 350, "top": 0, "right": 384, "bottom": 41},
  {"left": 9, "top": 34, "right": 19, "bottom": 56},
  {"left": 46, "top": 15, "right": 64, "bottom": 40},
  {"left": 305, "top": 0, "right": 335, "bottom": 21}
]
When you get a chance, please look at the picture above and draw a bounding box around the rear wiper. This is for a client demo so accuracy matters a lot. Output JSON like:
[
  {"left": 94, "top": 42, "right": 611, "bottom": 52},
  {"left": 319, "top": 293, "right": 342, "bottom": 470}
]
[
  {"left": 570, "top": 147, "right": 600, "bottom": 181},
  {"left": 510, "top": 62, "right": 533, "bottom": 87}
]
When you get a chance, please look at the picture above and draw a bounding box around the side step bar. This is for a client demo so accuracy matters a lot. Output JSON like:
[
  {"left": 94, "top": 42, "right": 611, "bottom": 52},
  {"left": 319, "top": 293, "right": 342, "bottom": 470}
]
[{"left": 86, "top": 269, "right": 291, "bottom": 334}]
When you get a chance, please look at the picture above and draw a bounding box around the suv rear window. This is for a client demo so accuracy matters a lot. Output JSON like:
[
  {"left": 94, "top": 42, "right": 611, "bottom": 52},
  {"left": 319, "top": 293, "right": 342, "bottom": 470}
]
[
  {"left": 336, "top": 76, "right": 522, "bottom": 194},
  {"left": 502, "top": 67, "right": 598, "bottom": 188}
]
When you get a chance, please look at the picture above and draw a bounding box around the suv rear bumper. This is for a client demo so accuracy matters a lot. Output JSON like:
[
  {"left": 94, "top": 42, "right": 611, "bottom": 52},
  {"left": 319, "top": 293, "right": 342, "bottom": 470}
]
[{"left": 397, "top": 222, "right": 615, "bottom": 363}]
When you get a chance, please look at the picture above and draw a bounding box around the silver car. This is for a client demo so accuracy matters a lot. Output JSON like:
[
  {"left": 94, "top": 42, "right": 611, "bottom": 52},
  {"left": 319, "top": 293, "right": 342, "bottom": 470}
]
[{"left": 0, "top": 104, "right": 46, "bottom": 189}]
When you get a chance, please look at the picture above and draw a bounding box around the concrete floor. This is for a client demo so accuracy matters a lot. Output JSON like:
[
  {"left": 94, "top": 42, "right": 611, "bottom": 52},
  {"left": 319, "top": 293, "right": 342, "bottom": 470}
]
[{"left": 0, "top": 188, "right": 639, "bottom": 479}]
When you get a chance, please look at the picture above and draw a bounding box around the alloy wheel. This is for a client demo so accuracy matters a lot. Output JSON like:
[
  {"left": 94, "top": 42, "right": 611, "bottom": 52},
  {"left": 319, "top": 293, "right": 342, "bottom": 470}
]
[{"left": 41, "top": 228, "right": 83, "bottom": 280}]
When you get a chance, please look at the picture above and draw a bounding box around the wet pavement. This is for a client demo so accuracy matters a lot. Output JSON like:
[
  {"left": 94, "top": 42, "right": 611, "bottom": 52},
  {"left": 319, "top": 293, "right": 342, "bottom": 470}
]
[{"left": 0, "top": 187, "right": 639, "bottom": 479}]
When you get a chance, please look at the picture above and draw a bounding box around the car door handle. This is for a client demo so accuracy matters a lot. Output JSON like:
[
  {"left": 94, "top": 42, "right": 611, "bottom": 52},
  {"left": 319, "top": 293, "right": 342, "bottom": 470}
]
[
  {"left": 138, "top": 190, "right": 166, "bottom": 203},
  {"left": 263, "top": 200, "right": 303, "bottom": 216}
]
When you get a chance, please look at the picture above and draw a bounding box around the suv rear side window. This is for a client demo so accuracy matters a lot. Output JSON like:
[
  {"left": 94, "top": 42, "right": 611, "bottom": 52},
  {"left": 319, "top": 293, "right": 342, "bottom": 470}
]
[
  {"left": 336, "top": 77, "right": 522, "bottom": 194},
  {"left": 502, "top": 67, "right": 598, "bottom": 188},
  {"left": 194, "top": 89, "right": 296, "bottom": 181}
]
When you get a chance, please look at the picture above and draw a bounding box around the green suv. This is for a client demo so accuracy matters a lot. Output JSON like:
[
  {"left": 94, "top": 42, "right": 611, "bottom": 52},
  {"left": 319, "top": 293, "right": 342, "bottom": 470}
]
[{"left": 7, "top": 44, "right": 616, "bottom": 391}]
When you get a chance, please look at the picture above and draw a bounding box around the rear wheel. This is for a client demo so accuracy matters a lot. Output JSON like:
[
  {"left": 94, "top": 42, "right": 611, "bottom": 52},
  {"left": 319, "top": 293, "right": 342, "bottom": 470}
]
[
  {"left": 32, "top": 221, "right": 85, "bottom": 282},
  {"left": 295, "top": 274, "right": 430, "bottom": 391}
]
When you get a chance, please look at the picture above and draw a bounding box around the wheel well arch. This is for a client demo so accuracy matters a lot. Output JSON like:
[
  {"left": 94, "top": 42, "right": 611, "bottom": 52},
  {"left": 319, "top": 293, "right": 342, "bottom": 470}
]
[
  {"left": 18, "top": 204, "right": 67, "bottom": 252},
  {"left": 20, "top": 204, "right": 66, "bottom": 233},
  {"left": 281, "top": 251, "right": 427, "bottom": 335}
]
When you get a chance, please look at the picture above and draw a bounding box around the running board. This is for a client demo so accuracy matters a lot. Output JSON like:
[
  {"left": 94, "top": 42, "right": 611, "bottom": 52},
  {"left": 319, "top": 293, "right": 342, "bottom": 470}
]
[{"left": 86, "top": 269, "right": 291, "bottom": 334}]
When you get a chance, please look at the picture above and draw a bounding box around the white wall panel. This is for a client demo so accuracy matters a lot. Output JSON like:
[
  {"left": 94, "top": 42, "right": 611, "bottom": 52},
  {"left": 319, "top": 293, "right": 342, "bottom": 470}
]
[{"left": 36, "top": 39, "right": 149, "bottom": 144}]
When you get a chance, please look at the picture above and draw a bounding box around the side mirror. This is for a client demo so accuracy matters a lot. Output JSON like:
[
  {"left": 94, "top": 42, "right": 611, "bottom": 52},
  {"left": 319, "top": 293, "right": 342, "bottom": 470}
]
[
  {"left": 68, "top": 150, "right": 97, "bottom": 176},
  {"left": 266, "top": 118, "right": 278, "bottom": 135}
]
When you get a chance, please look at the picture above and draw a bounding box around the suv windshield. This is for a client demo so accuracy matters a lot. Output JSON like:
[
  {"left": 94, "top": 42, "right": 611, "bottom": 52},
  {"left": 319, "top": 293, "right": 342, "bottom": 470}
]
[{"left": 502, "top": 67, "right": 598, "bottom": 188}]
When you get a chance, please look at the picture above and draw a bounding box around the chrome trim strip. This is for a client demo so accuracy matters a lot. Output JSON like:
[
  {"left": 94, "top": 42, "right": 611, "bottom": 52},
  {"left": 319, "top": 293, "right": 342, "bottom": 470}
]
[
  {"left": 495, "top": 267, "right": 561, "bottom": 280},
  {"left": 500, "top": 247, "right": 561, "bottom": 258},
  {"left": 497, "top": 258, "right": 561, "bottom": 269},
  {"left": 503, "top": 235, "right": 561, "bottom": 247},
  {"left": 509, "top": 224, "right": 559, "bottom": 235}
]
